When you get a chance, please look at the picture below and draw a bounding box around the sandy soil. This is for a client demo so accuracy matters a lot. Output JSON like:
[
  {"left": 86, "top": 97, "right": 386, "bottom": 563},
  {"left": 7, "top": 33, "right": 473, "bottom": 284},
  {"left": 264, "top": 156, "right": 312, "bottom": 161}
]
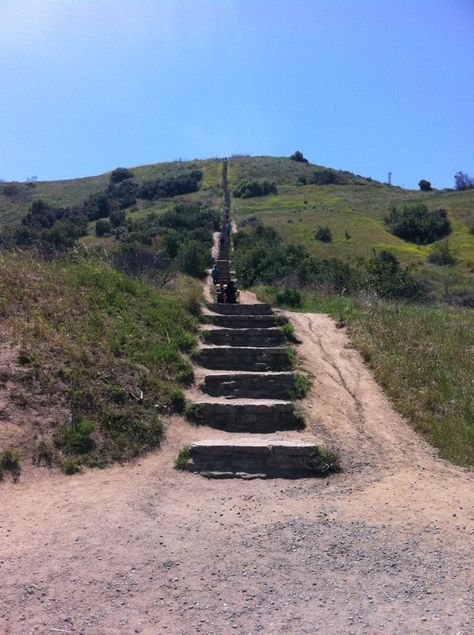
[{"left": 1, "top": 308, "right": 472, "bottom": 634}]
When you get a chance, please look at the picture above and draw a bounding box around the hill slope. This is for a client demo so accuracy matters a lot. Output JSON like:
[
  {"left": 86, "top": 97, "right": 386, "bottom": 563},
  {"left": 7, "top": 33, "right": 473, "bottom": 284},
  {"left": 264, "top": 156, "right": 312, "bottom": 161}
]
[{"left": 2, "top": 156, "right": 473, "bottom": 271}]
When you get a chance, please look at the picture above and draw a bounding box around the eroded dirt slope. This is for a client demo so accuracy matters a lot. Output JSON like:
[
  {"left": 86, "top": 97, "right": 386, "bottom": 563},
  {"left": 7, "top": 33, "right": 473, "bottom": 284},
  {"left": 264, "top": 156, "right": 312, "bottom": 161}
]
[{"left": 0, "top": 312, "right": 472, "bottom": 634}]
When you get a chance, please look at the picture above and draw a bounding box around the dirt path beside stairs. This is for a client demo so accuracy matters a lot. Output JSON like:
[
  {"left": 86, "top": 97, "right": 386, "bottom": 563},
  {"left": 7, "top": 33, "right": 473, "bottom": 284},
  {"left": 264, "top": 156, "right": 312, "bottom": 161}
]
[{"left": 1, "top": 307, "right": 472, "bottom": 633}]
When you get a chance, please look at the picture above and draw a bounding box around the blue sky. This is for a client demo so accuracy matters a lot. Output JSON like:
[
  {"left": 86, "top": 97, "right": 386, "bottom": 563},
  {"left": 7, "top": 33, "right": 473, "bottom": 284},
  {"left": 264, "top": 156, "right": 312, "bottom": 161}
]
[{"left": 1, "top": 0, "right": 473, "bottom": 188}]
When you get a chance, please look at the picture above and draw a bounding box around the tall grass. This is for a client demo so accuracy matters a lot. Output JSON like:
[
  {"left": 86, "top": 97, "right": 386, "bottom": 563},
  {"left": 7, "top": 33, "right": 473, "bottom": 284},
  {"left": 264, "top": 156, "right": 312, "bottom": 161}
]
[
  {"left": 256, "top": 286, "right": 473, "bottom": 467},
  {"left": 0, "top": 251, "right": 199, "bottom": 471}
]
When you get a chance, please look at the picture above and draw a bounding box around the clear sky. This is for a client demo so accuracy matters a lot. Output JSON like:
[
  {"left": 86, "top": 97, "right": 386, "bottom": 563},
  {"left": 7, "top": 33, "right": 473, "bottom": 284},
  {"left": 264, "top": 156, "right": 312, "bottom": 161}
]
[{"left": 1, "top": 0, "right": 473, "bottom": 188}]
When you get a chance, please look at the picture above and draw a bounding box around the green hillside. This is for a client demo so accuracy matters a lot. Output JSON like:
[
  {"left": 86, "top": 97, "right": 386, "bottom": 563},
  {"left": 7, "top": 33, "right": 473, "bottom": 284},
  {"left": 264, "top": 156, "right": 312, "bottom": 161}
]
[{"left": 2, "top": 155, "right": 473, "bottom": 272}]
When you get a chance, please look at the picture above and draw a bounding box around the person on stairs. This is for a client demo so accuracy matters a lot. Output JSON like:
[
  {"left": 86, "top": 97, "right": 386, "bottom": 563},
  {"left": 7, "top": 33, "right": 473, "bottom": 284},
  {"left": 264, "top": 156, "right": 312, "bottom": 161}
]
[
  {"left": 211, "top": 264, "right": 219, "bottom": 286},
  {"left": 216, "top": 283, "right": 226, "bottom": 304},
  {"left": 225, "top": 280, "right": 239, "bottom": 304}
]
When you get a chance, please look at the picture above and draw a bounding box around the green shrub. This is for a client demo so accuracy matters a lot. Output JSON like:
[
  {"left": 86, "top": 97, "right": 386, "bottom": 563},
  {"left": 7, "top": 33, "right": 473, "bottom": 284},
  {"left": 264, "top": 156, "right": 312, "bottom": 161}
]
[
  {"left": 289, "top": 372, "right": 311, "bottom": 399},
  {"left": 139, "top": 170, "right": 202, "bottom": 200},
  {"left": 314, "top": 226, "right": 332, "bottom": 242},
  {"left": 306, "top": 446, "right": 341, "bottom": 475},
  {"left": 366, "top": 250, "right": 420, "bottom": 299},
  {"left": 178, "top": 241, "right": 210, "bottom": 278},
  {"left": 385, "top": 204, "right": 451, "bottom": 244},
  {"left": 428, "top": 241, "right": 456, "bottom": 266},
  {"left": 276, "top": 288, "right": 302, "bottom": 308},
  {"left": 54, "top": 419, "right": 95, "bottom": 455},
  {"left": 281, "top": 322, "right": 296, "bottom": 341},
  {"left": 95, "top": 219, "right": 112, "bottom": 237},
  {"left": 110, "top": 167, "right": 134, "bottom": 183},
  {"left": 311, "top": 169, "right": 338, "bottom": 185},
  {"left": 185, "top": 403, "right": 204, "bottom": 424},
  {"left": 175, "top": 446, "right": 191, "bottom": 470},
  {"left": 233, "top": 179, "right": 278, "bottom": 198},
  {"left": 61, "top": 458, "right": 82, "bottom": 475},
  {"left": 33, "top": 441, "right": 55, "bottom": 467},
  {"left": 1, "top": 449, "right": 21, "bottom": 469},
  {"left": 171, "top": 388, "right": 185, "bottom": 413},
  {"left": 0, "top": 449, "right": 21, "bottom": 482},
  {"left": 290, "top": 151, "right": 309, "bottom": 163},
  {"left": 418, "top": 179, "right": 432, "bottom": 191}
]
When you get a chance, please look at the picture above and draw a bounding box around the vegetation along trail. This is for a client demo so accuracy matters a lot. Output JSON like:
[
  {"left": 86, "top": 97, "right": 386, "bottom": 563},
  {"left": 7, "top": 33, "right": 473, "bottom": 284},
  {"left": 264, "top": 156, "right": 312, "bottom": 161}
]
[
  {"left": 1, "top": 157, "right": 473, "bottom": 634},
  {"left": 1, "top": 304, "right": 472, "bottom": 634}
]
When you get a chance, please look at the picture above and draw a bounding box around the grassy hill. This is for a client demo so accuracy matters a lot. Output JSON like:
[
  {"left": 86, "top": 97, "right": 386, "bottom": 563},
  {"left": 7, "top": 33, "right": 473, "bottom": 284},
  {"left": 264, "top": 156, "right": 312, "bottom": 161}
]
[
  {"left": 2, "top": 155, "right": 473, "bottom": 271},
  {"left": 0, "top": 155, "right": 472, "bottom": 473}
]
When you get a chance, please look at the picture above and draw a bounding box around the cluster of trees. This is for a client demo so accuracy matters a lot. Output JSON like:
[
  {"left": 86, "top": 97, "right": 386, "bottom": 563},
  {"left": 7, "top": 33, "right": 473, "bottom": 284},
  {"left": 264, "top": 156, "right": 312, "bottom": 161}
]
[
  {"left": 454, "top": 171, "right": 474, "bottom": 191},
  {"left": 139, "top": 170, "right": 202, "bottom": 200},
  {"left": 113, "top": 202, "right": 220, "bottom": 279},
  {"left": 297, "top": 169, "right": 339, "bottom": 186},
  {"left": 82, "top": 168, "right": 202, "bottom": 222},
  {"left": 233, "top": 224, "right": 420, "bottom": 300},
  {"left": 233, "top": 179, "right": 278, "bottom": 199},
  {"left": 385, "top": 204, "right": 451, "bottom": 245},
  {"left": 290, "top": 151, "right": 309, "bottom": 163},
  {"left": 2, "top": 199, "right": 88, "bottom": 251}
]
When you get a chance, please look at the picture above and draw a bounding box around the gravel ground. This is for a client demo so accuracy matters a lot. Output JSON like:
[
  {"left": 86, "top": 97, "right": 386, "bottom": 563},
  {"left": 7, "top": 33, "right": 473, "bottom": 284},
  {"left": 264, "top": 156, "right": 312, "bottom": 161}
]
[{"left": 0, "top": 312, "right": 472, "bottom": 634}]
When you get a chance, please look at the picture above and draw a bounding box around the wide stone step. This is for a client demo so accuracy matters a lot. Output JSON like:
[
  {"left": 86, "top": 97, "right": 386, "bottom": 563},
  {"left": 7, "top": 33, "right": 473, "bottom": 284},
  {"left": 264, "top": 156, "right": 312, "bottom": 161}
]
[
  {"left": 196, "top": 346, "right": 291, "bottom": 371},
  {"left": 201, "top": 371, "right": 295, "bottom": 399},
  {"left": 205, "top": 314, "right": 285, "bottom": 329},
  {"left": 190, "top": 400, "right": 303, "bottom": 432},
  {"left": 182, "top": 439, "right": 329, "bottom": 478},
  {"left": 203, "top": 328, "right": 285, "bottom": 347},
  {"left": 207, "top": 303, "right": 273, "bottom": 315}
]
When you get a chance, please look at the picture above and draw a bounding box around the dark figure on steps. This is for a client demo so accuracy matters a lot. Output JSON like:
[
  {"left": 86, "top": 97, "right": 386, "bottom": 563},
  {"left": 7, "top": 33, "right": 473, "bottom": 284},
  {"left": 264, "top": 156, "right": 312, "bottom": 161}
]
[
  {"left": 225, "top": 280, "right": 239, "bottom": 304},
  {"left": 217, "top": 284, "right": 226, "bottom": 304},
  {"left": 211, "top": 264, "right": 219, "bottom": 286}
]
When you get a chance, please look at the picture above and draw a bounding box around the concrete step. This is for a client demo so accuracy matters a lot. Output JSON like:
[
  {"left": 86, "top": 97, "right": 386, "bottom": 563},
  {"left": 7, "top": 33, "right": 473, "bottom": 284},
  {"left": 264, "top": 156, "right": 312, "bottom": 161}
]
[
  {"left": 189, "top": 399, "right": 303, "bottom": 432},
  {"left": 201, "top": 371, "right": 294, "bottom": 399},
  {"left": 207, "top": 303, "right": 273, "bottom": 315},
  {"left": 182, "top": 439, "right": 333, "bottom": 478},
  {"left": 202, "top": 327, "right": 285, "bottom": 347},
  {"left": 205, "top": 314, "right": 285, "bottom": 329},
  {"left": 196, "top": 346, "right": 292, "bottom": 371}
]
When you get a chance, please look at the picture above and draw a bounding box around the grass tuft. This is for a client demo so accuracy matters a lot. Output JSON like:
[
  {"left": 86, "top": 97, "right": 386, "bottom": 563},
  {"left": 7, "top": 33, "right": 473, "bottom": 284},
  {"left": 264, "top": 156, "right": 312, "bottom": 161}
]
[
  {"left": 306, "top": 445, "right": 341, "bottom": 475},
  {"left": 175, "top": 446, "right": 191, "bottom": 470}
]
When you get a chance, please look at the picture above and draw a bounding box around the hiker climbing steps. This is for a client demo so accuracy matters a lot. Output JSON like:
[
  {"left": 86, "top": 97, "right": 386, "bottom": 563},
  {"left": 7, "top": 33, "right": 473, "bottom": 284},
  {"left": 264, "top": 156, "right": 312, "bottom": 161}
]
[{"left": 177, "top": 158, "right": 329, "bottom": 478}]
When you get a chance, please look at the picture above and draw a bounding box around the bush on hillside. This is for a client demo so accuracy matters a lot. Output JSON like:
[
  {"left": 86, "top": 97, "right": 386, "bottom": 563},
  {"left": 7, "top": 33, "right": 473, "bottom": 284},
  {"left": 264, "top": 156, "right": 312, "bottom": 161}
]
[
  {"left": 112, "top": 243, "right": 175, "bottom": 287},
  {"left": 454, "top": 171, "right": 474, "bottom": 191},
  {"left": 139, "top": 170, "right": 202, "bottom": 200},
  {"left": 312, "top": 169, "right": 338, "bottom": 185},
  {"left": 106, "top": 179, "right": 139, "bottom": 209},
  {"left": 290, "top": 151, "right": 309, "bottom": 163},
  {"left": 2, "top": 199, "right": 88, "bottom": 251},
  {"left": 95, "top": 219, "right": 112, "bottom": 237},
  {"left": 314, "top": 226, "right": 333, "bottom": 243},
  {"left": 385, "top": 204, "right": 451, "bottom": 244},
  {"left": 110, "top": 167, "right": 134, "bottom": 183},
  {"left": 233, "top": 225, "right": 354, "bottom": 293},
  {"left": 365, "top": 250, "right": 420, "bottom": 299},
  {"left": 1, "top": 182, "right": 21, "bottom": 197},
  {"left": 177, "top": 240, "right": 211, "bottom": 278},
  {"left": 233, "top": 179, "right": 278, "bottom": 198},
  {"left": 276, "top": 288, "right": 302, "bottom": 307},
  {"left": 82, "top": 193, "right": 112, "bottom": 221},
  {"left": 428, "top": 241, "right": 456, "bottom": 266},
  {"left": 114, "top": 202, "right": 218, "bottom": 280},
  {"left": 110, "top": 209, "right": 127, "bottom": 228},
  {"left": 418, "top": 179, "right": 432, "bottom": 191}
]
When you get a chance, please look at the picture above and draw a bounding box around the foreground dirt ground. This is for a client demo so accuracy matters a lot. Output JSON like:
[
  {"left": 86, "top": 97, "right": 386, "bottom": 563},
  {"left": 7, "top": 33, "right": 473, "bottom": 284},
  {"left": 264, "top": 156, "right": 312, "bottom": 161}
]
[{"left": 1, "top": 312, "right": 472, "bottom": 634}]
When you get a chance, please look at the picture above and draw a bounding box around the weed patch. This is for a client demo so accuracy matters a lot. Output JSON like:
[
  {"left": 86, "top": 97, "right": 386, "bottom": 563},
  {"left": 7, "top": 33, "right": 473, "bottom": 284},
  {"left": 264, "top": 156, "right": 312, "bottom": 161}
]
[{"left": 175, "top": 446, "right": 191, "bottom": 470}]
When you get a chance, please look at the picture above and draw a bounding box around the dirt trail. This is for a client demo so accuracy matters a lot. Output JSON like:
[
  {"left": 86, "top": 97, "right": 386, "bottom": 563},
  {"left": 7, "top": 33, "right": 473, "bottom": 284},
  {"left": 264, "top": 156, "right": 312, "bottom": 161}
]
[{"left": 1, "top": 311, "right": 473, "bottom": 634}]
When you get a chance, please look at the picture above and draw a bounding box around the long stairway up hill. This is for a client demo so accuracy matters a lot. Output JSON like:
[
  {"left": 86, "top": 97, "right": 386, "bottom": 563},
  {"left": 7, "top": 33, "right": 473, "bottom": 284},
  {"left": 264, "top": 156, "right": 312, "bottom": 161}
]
[{"left": 179, "top": 158, "right": 330, "bottom": 478}]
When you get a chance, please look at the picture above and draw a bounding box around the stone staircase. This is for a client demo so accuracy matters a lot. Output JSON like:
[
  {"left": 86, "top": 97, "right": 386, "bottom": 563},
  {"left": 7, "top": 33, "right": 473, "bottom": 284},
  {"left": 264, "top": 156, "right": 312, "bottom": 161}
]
[{"left": 177, "top": 158, "right": 329, "bottom": 478}]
